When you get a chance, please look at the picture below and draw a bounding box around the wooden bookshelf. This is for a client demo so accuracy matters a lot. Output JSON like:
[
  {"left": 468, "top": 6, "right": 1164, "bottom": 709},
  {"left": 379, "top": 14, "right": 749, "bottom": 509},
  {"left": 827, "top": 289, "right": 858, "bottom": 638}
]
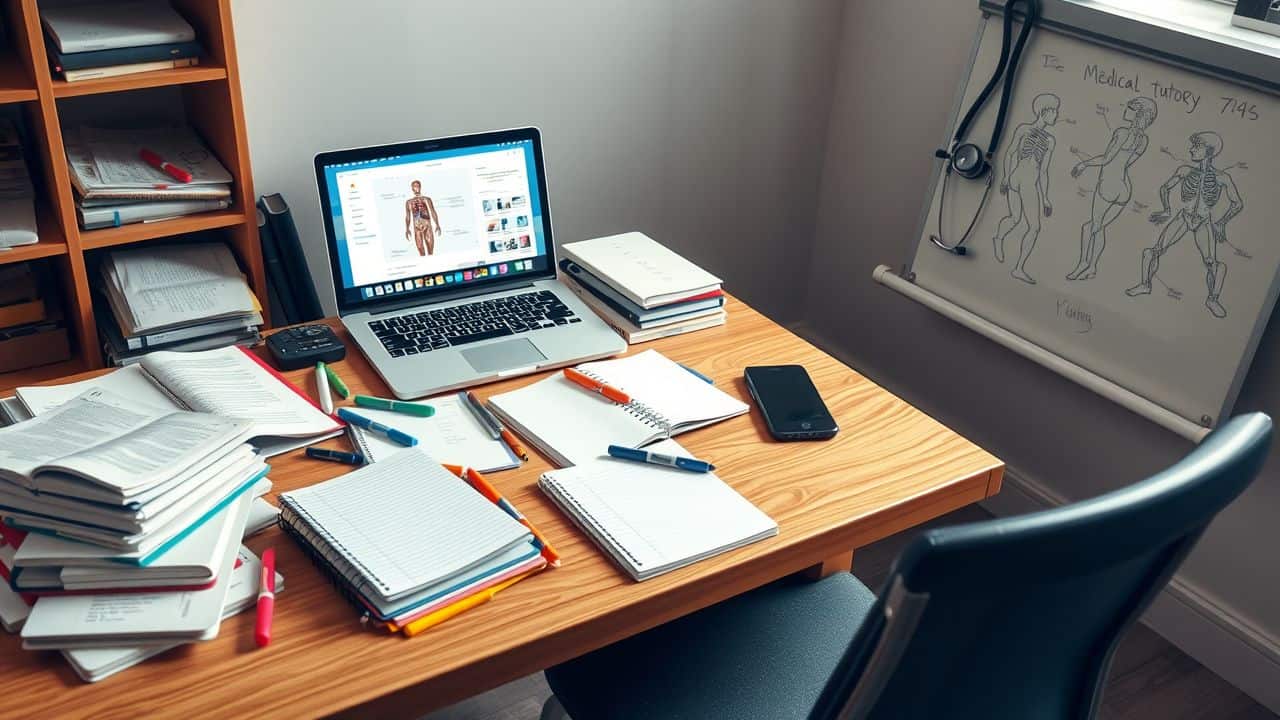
[{"left": 0, "top": 0, "right": 262, "bottom": 393}]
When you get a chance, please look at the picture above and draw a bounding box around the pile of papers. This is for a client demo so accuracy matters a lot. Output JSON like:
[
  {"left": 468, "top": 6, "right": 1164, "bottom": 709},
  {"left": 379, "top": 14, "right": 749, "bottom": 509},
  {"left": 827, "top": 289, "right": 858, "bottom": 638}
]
[
  {"left": 558, "top": 232, "right": 726, "bottom": 344},
  {"left": 0, "top": 389, "right": 283, "bottom": 682},
  {"left": 99, "top": 242, "right": 263, "bottom": 365},
  {"left": 0, "top": 119, "right": 37, "bottom": 249},
  {"left": 66, "top": 125, "right": 233, "bottom": 231}
]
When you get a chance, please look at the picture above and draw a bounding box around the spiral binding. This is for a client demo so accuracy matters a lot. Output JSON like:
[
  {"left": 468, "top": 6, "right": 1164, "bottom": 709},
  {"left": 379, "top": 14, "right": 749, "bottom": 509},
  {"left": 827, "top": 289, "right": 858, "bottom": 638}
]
[
  {"left": 278, "top": 497, "right": 389, "bottom": 597},
  {"left": 277, "top": 514, "right": 380, "bottom": 623},
  {"left": 541, "top": 477, "right": 645, "bottom": 569},
  {"left": 575, "top": 368, "right": 673, "bottom": 437}
]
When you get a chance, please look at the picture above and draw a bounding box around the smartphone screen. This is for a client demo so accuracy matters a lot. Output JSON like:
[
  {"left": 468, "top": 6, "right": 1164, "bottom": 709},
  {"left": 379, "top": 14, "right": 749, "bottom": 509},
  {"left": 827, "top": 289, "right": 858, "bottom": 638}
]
[{"left": 744, "top": 365, "right": 838, "bottom": 440}]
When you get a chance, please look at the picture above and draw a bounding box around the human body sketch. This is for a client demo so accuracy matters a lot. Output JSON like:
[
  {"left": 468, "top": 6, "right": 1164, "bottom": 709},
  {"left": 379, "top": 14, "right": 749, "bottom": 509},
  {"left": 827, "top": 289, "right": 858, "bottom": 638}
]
[
  {"left": 993, "top": 93, "right": 1059, "bottom": 285},
  {"left": 404, "top": 180, "right": 442, "bottom": 256},
  {"left": 1125, "top": 132, "right": 1244, "bottom": 318},
  {"left": 1067, "top": 97, "right": 1157, "bottom": 280}
]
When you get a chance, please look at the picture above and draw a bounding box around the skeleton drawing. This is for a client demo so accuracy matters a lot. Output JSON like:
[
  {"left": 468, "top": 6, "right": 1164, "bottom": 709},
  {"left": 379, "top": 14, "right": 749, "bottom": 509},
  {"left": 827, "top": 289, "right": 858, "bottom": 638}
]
[
  {"left": 1125, "top": 131, "right": 1244, "bottom": 318},
  {"left": 1067, "top": 96, "right": 1157, "bottom": 280},
  {"left": 992, "top": 93, "right": 1059, "bottom": 285},
  {"left": 404, "top": 180, "right": 442, "bottom": 257}
]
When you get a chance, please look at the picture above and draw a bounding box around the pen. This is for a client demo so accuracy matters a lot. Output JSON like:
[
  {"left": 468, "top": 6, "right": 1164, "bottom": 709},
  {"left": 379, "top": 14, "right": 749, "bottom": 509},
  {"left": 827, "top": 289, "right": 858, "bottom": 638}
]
[
  {"left": 401, "top": 569, "right": 538, "bottom": 638},
  {"left": 321, "top": 362, "right": 350, "bottom": 398},
  {"left": 315, "top": 362, "right": 334, "bottom": 415},
  {"left": 354, "top": 395, "right": 435, "bottom": 417},
  {"left": 305, "top": 447, "right": 365, "bottom": 465},
  {"left": 444, "top": 464, "right": 561, "bottom": 567},
  {"left": 563, "top": 367, "right": 631, "bottom": 404},
  {"left": 255, "top": 547, "right": 275, "bottom": 647},
  {"left": 337, "top": 408, "right": 418, "bottom": 447},
  {"left": 679, "top": 363, "right": 715, "bottom": 384},
  {"left": 607, "top": 444, "right": 716, "bottom": 473},
  {"left": 139, "top": 147, "right": 193, "bottom": 183},
  {"left": 461, "top": 391, "right": 500, "bottom": 439}
]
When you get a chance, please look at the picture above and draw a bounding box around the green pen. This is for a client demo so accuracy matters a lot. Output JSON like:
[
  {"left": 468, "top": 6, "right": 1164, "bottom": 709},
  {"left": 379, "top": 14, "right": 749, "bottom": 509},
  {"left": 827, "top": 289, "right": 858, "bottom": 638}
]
[
  {"left": 320, "top": 362, "right": 350, "bottom": 398},
  {"left": 354, "top": 395, "right": 435, "bottom": 417}
]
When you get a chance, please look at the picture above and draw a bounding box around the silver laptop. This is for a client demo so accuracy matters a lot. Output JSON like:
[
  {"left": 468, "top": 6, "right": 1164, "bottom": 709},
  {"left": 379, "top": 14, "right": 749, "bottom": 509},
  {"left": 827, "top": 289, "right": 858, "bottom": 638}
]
[{"left": 314, "top": 127, "right": 625, "bottom": 399}]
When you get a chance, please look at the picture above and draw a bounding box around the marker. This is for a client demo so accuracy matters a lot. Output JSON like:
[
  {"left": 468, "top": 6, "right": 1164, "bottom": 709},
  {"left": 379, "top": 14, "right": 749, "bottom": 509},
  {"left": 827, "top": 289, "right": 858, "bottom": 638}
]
[
  {"left": 321, "top": 362, "right": 350, "bottom": 398},
  {"left": 354, "top": 395, "right": 434, "bottom": 418},
  {"left": 255, "top": 547, "right": 276, "bottom": 647},
  {"left": 305, "top": 447, "right": 365, "bottom": 465},
  {"left": 607, "top": 444, "right": 715, "bottom": 473},
  {"left": 679, "top": 363, "right": 714, "bottom": 384},
  {"left": 139, "top": 147, "right": 193, "bottom": 183},
  {"left": 461, "top": 391, "right": 501, "bottom": 439},
  {"left": 315, "top": 363, "right": 334, "bottom": 415},
  {"left": 563, "top": 367, "right": 631, "bottom": 404},
  {"left": 401, "top": 569, "right": 539, "bottom": 637},
  {"left": 443, "top": 464, "right": 560, "bottom": 567},
  {"left": 338, "top": 408, "right": 418, "bottom": 447}
]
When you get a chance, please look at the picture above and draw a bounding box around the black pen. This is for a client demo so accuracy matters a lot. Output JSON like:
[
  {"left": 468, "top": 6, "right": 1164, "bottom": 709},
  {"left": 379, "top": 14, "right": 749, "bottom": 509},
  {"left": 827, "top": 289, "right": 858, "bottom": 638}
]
[
  {"left": 305, "top": 447, "right": 366, "bottom": 465},
  {"left": 461, "top": 391, "right": 501, "bottom": 439}
]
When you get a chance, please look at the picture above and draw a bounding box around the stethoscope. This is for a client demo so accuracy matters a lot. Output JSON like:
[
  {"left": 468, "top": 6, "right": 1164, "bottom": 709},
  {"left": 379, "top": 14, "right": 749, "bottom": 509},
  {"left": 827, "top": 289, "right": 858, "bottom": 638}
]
[{"left": 930, "top": 0, "right": 1040, "bottom": 256}]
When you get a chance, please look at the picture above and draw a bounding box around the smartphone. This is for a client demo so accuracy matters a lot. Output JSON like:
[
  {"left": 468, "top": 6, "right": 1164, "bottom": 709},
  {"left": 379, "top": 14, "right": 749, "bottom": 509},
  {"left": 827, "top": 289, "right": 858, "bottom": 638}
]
[{"left": 743, "top": 365, "right": 838, "bottom": 441}]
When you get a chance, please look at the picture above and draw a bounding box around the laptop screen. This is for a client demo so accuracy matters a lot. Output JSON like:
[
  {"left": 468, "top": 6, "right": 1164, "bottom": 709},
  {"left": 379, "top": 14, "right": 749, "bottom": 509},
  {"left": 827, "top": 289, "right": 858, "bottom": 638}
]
[{"left": 317, "top": 131, "right": 552, "bottom": 312}]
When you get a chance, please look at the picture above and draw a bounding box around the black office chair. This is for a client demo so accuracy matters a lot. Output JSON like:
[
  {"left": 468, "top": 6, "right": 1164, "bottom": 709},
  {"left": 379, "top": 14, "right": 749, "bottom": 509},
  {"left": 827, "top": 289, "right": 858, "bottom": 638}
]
[{"left": 540, "top": 412, "right": 1272, "bottom": 720}]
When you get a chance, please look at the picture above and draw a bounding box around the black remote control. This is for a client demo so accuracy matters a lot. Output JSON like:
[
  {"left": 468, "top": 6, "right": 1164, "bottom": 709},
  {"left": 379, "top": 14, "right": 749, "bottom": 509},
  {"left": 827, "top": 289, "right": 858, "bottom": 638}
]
[{"left": 266, "top": 324, "right": 347, "bottom": 370}]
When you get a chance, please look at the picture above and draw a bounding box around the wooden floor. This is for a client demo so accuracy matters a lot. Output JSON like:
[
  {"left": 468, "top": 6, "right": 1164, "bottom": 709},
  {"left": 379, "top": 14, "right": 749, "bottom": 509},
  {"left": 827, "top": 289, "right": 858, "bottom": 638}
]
[{"left": 421, "top": 505, "right": 1277, "bottom": 720}]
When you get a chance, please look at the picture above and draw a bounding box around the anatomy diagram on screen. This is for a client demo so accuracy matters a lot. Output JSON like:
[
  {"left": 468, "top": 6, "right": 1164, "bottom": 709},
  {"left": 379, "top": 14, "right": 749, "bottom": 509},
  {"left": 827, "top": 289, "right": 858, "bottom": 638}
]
[
  {"left": 1125, "top": 131, "right": 1245, "bottom": 318},
  {"left": 405, "top": 180, "right": 442, "bottom": 256},
  {"left": 992, "top": 93, "right": 1060, "bottom": 285},
  {"left": 1066, "top": 97, "right": 1157, "bottom": 281}
]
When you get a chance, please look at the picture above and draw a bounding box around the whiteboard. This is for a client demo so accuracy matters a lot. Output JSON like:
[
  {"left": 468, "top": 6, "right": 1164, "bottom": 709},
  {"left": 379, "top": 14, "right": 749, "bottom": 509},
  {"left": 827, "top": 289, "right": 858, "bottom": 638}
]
[{"left": 909, "top": 7, "right": 1280, "bottom": 428}]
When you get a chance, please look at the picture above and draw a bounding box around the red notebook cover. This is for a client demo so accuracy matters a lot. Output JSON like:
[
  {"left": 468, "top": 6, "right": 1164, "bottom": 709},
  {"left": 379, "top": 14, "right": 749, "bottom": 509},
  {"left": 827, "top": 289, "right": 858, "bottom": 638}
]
[{"left": 237, "top": 345, "right": 343, "bottom": 428}]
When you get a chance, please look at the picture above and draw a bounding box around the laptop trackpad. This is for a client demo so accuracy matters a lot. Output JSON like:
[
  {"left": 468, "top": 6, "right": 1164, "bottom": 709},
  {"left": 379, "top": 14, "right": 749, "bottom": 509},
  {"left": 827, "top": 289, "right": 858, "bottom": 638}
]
[{"left": 461, "top": 338, "right": 547, "bottom": 374}]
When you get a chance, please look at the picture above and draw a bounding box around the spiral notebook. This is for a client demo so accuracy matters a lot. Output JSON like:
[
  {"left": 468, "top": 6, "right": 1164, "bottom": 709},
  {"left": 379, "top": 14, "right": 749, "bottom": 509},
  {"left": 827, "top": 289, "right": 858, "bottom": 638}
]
[
  {"left": 277, "top": 450, "right": 532, "bottom": 603},
  {"left": 488, "top": 350, "right": 749, "bottom": 467},
  {"left": 540, "top": 439, "right": 777, "bottom": 581}
]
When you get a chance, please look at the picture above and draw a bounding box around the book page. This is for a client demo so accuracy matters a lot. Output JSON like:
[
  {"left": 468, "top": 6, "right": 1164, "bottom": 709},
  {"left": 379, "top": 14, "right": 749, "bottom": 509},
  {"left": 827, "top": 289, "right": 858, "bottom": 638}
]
[
  {"left": 0, "top": 390, "right": 159, "bottom": 480},
  {"left": 140, "top": 346, "right": 340, "bottom": 439},
  {"left": 104, "top": 244, "right": 255, "bottom": 333},
  {"left": 580, "top": 350, "right": 748, "bottom": 432},
  {"left": 351, "top": 393, "right": 519, "bottom": 470},
  {"left": 82, "top": 126, "right": 232, "bottom": 187},
  {"left": 17, "top": 364, "right": 181, "bottom": 417}
]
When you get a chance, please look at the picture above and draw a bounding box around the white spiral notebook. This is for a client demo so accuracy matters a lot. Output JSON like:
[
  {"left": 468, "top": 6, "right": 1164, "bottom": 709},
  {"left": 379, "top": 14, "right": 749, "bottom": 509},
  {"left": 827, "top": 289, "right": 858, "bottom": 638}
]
[
  {"left": 488, "top": 350, "right": 749, "bottom": 467},
  {"left": 539, "top": 439, "right": 777, "bottom": 581}
]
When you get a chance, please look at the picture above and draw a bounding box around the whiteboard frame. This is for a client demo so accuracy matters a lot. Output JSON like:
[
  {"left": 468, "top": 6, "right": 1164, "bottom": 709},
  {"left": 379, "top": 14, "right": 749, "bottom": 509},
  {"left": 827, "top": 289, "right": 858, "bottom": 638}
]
[{"left": 901, "top": 0, "right": 1280, "bottom": 433}]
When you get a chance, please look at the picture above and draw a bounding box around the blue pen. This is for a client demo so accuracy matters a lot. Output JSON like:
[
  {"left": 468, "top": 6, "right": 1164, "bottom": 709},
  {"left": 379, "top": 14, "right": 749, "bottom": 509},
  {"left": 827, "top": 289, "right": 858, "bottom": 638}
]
[
  {"left": 306, "top": 447, "right": 366, "bottom": 465},
  {"left": 607, "top": 444, "right": 715, "bottom": 473},
  {"left": 338, "top": 408, "right": 419, "bottom": 447},
  {"left": 679, "top": 363, "right": 714, "bottom": 384}
]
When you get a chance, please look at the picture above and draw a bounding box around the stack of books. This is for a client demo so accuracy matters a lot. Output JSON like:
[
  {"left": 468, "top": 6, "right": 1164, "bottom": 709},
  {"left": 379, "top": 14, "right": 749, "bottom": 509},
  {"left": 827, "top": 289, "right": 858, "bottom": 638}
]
[
  {"left": 558, "top": 232, "right": 726, "bottom": 344},
  {"left": 0, "top": 264, "right": 70, "bottom": 374},
  {"left": 66, "top": 125, "right": 233, "bottom": 231},
  {"left": 0, "top": 388, "right": 283, "bottom": 681},
  {"left": 41, "top": 0, "right": 201, "bottom": 83},
  {"left": 98, "top": 243, "right": 262, "bottom": 366}
]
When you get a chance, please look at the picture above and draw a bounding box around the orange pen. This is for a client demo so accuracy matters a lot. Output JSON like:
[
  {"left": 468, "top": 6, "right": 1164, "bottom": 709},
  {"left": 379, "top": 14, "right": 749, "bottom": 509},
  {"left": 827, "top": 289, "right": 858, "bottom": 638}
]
[
  {"left": 442, "top": 463, "right": 562, "bottom": 568},
  {"left": 563, "top": 367, "right": 631, "bottom": 404}
]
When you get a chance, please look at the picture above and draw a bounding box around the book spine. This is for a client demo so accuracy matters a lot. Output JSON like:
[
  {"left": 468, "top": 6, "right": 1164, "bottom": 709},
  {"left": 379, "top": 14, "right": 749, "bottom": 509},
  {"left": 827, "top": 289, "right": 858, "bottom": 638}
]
[
  {"left": 53, "top": 41, "right": 203, "bottom": 72},
  {"left": 78, "top": 199, "right": 228, "bottom": 230},
  {"left": 62, "top": 58, "right": 198, "bottom": 83},
  {"left": 261, "top": 194, "right": 325, "bottom": 322},
  {"left": 257, "top": 203, "right": 299, "bottom": 326}
]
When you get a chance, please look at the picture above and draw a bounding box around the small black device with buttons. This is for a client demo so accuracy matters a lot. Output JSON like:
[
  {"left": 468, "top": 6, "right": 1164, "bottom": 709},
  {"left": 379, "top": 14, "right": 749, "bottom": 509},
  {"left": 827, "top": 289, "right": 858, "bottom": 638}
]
[
  {"left": 744, "top": 365, "right": 838, "bottom": 441},
  {"left": 266, "top": 324, "right": 347, "bottom": 371}
]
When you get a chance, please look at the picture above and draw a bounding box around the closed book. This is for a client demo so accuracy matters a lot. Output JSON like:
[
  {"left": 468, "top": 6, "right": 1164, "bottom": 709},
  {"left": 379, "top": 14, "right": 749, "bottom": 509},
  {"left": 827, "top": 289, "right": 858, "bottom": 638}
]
[
  {"left": 257, "top": 204, "right": 298, "bottom": 325},
  {"left": 104, "top": 327, "right": 262, "bottom": 367},
  {"left": 52, "top": 40, "right": 202, "bottom": 72},
  {"left": 564, "top": 279, "right": 726, "bottom": 344},
  {"left": 560, "top": 232, "right": 723, "bottom": 309},
  {"left": 122, "top": 313, "right": 262, "bottom": 351},
  {"left": 41, "top": 1, "right": 197, "bottom": 54},
  {"left": 62, "top": 57, "right": 198, "bottom": 83},
  {"left": 77, "top": 197, "right": 228, "bottom": 230},
  {"left": 559, "top": 259, "right": 724, "bottom": 325},
  {"left": 261, "top": 194, "right": 324, "bottom": 322}
]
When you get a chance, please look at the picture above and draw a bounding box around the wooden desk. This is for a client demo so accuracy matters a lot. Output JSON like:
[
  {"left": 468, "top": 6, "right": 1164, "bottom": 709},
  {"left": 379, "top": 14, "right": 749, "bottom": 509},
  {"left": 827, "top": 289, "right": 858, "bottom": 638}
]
[{"left": 0, "top": 296, "right": 1003, "bottom": 719}]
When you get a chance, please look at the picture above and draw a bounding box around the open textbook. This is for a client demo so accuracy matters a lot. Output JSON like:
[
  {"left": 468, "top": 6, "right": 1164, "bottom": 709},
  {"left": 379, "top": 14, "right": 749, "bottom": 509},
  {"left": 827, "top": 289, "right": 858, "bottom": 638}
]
[{"left": 16, "top": 346, "right": 342, "bottom": 456}]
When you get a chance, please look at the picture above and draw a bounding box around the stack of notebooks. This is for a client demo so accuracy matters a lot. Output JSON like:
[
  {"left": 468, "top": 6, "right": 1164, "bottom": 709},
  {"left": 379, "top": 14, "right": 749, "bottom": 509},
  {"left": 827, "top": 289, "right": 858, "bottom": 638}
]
[
  {"left": 0, "top": 264, "right": 71, "bottom": 375},
  {"left": 489, "top": 349, "right": 750, "bottom": 467},
  {"left": 559, "top": 231, "right": 726, "bottom": 344},
  {"left": 42, "top": 0, "right": 202, "bottom": 83},
  {"left": 0, "top": 119, "right": 37, "bottom": 250},
  {"left": 280, "top": 450, "right": 548, "bottom": 634},
  {"left": 98, "top": 243, "right": 262, "bottom": 365},
  {"left": 66, "top": 125, "right": 233, "bottom": 231}
]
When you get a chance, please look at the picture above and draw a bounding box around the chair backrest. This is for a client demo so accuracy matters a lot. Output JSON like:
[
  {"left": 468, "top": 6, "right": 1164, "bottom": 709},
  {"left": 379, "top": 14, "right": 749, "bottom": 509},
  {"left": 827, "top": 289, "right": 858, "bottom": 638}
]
[{"left": 810, "top": 412, "right": 1273, "bottom": 720}]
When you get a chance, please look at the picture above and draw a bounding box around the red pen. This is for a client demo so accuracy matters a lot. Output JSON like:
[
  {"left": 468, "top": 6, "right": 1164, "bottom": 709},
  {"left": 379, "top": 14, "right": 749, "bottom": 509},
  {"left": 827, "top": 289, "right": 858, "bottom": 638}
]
[
  {"left": 139, "top": 147, "right": 193, "bottom": 183},
  {"left": 255, "top": 547, "right": 275, "bottom": 648}
]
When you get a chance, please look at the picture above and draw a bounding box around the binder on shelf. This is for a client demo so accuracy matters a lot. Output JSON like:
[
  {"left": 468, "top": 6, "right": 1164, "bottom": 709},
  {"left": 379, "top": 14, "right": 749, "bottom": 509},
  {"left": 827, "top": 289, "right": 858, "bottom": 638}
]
[
  {"left": 256, "top": 207, "right": 295, "bottom": 325},
  {"left": 260, "top": 194, "right": 323, "bottom": 323}
]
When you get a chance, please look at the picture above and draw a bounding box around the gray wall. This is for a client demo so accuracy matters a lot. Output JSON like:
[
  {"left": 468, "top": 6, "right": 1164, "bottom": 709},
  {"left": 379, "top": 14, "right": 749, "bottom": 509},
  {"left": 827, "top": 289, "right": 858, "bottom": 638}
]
[
  {"left": 230, "top": 0, "right": 843, "bottom": 323},
  {"left": 805, "top": 0, "right": 1280, "bottom": 697}
]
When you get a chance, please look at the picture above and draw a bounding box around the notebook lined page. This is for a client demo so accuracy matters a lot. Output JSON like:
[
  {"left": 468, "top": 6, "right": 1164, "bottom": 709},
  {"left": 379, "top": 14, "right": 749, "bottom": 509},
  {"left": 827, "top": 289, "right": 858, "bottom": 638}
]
[
  {"left": 578, "top": 350, "right": 748, "bottom": 432},
  {"left": 278, "top": 449, "right": 530, "bottom": 600}
]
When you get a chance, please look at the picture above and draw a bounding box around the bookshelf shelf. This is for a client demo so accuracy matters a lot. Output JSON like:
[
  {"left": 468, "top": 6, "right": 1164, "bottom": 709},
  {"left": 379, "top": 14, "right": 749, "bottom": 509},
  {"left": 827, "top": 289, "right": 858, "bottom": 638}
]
[
  {"left": 0, "top": 52, "right": 36, "bottom": 104},
  {"left": 0, "top": 236, "right": 67, "bottom": 264},
  {"left": 0, "top": 357, "right": 88, "bottom": 394},
  {"left": 80, "top": 208, "right": 248, "bottom": 250},
  {"left": 50, "top": 65, "right": 228, "bottom": 99}
]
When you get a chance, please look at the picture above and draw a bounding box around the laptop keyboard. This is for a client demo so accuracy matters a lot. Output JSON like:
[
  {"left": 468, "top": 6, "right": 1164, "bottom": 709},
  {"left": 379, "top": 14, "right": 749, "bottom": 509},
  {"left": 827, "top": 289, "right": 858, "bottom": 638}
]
[{"left": 368, "top": 290, "right": 580, "bottom": 357}]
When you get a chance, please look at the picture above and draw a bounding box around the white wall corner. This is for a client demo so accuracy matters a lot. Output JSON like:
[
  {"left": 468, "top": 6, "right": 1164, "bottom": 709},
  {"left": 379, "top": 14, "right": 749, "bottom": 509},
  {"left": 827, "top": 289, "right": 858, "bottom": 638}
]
[{"left": 987, "top": 467, "right": 1280, "bottom": 715}]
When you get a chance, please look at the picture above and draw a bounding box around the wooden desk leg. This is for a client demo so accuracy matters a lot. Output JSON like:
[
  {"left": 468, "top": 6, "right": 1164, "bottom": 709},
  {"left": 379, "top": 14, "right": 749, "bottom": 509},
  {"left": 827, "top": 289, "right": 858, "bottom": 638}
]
[{"left": 801, "top": 551, "right": 854, "bottom": 580}]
